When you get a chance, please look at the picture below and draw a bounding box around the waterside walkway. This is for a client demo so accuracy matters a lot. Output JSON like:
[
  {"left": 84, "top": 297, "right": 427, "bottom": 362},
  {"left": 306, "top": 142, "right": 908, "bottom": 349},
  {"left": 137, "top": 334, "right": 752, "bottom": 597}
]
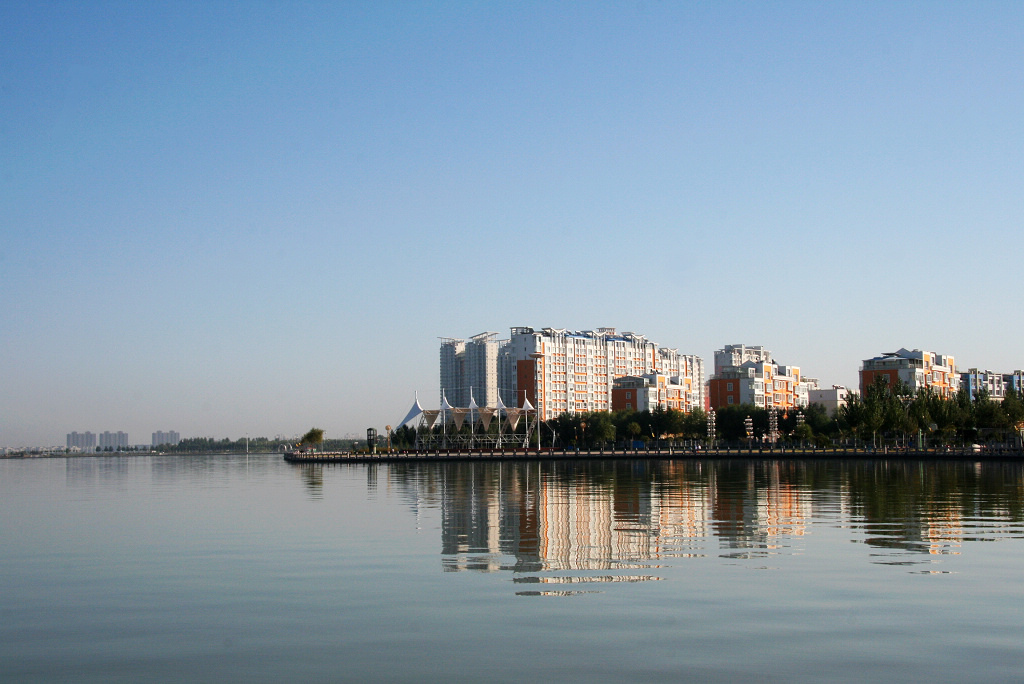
[{"left": 284, "top": 445, "right": 1024, "bottom": 464}]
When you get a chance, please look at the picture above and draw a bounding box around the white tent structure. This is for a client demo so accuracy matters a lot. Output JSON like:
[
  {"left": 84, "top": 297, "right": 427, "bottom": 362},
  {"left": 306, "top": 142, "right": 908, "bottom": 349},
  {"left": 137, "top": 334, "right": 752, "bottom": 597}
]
[{"left": 395, "top": 390, "right": 539, "bottom": 450}]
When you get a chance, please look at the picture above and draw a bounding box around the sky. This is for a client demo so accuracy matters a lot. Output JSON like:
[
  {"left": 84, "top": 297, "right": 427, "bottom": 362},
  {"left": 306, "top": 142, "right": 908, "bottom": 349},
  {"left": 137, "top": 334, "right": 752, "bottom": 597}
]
[{"left": 3, "top": 1, "right": 1023, "bottom": 446}]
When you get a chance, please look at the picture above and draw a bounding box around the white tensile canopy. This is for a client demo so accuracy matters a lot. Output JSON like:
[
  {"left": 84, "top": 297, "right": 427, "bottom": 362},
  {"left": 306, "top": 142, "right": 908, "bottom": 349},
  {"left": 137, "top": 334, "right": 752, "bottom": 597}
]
[{"left": 397, "top": 391, "right": 539, "bottom": 449}]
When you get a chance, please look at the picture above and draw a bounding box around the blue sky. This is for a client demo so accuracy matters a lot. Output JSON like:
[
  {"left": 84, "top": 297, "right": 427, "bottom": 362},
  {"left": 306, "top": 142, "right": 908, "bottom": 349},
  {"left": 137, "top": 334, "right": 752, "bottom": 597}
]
[{"left": 3, "top": 1, "right": 1023, "bottom": 446}]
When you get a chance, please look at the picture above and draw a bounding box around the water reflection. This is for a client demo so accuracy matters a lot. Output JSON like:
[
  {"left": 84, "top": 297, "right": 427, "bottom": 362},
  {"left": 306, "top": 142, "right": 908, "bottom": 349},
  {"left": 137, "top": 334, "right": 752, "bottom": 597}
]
[
  {"left": 65, "top": 455, "right": 131, "bottom": 487},
  {"left": 377, "top": 459, "right": 1024, "bottom": 575}
]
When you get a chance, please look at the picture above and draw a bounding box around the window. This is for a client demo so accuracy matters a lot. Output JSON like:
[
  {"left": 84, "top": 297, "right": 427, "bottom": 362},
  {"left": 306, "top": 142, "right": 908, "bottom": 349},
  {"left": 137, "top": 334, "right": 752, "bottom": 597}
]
[
  {"left": 727, "top": 382, "right": 734, "bottom": 391},
  {"left": 727, "top": 396, "right": 734, "bottom": 405},
  {"left": 626, "top": 392, "right": 631, "bottom": 399}
]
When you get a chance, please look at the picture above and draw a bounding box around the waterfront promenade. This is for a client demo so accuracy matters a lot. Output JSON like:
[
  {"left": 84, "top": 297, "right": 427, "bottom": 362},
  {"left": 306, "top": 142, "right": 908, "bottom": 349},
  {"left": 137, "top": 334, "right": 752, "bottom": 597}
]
[{"left": 283, "top": 445, "right": 1024, "bottom": 463}]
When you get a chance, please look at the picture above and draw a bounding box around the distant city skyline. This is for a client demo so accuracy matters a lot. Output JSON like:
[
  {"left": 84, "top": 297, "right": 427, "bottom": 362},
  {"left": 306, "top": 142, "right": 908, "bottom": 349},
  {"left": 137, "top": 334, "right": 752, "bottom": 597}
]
[{"left": 4, "top": 2, "right": 1024, "bottom": 446}]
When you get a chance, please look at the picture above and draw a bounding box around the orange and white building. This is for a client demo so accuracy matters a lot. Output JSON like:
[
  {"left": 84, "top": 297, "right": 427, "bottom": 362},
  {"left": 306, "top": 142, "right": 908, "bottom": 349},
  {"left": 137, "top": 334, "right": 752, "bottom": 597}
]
[
  {"left": 610, "top": 374, "right": 699, "bottom": 412},
  {"left": 497, "top": 327, "right": 704, "bottom": 420},
  {"left": 708, "top": 344, "right": 814, "bottom": 410},
  {"left": 860, "top": 348, "right": 959, "bottom": 397}
]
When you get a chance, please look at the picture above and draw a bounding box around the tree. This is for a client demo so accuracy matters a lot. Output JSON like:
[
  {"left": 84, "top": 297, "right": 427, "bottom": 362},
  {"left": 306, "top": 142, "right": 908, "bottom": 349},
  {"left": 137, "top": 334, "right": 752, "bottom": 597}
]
[
  {"left": 300, "top": 427, "right": 325, "bottom": 449},
  {"left": 794, "top": 422, "right": 814, "bottom": 444},
  {"left": 588, "top": 411, "right": 616, "bottom": 447},
  {"left": 627, "top": 421, "right": 642, "bottom": 443}
]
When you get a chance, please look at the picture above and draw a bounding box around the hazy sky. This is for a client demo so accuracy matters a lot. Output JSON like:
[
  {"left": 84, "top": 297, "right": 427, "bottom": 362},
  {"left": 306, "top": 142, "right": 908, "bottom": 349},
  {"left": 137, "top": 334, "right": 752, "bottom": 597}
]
[{"left": 3, "top": 2, "right": 1023, "bottom": 446}]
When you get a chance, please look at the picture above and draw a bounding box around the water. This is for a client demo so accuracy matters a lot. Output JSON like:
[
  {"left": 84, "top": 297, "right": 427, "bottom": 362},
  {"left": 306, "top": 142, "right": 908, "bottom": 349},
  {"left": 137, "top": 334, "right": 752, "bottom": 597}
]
[{"left": 2, "top": 455, "right": 1024, "bottom": 682}]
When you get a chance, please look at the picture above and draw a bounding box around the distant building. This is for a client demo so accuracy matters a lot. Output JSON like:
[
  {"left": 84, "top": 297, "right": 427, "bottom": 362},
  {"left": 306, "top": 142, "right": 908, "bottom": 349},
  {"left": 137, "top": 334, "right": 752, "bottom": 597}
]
[
  {"left": 152, "top": 431, "right": 181, "bottom": 447},
  {"left": 98, "top": 431, "right": 129, "bottom": 450},
  {"left": 708, "top": 345, "right": 816, "bottom": 410},
  {"left": 1004, "top": 371, "right": 1024, "bottom": 395},
  {"left": 714, "top": 344, "right": 773, "bottom": 376},
  {"left": 860, "top": 348, "right": 958, "bottom": 398},
  {"left": 809, "top": 386, "right": 851, "bottom": 416},
  {"left": 960, "top": 369, "right": 1024, "bottom": 401},
  {"left": 67, "top": 431, "right": 96, "bottom": 449}
]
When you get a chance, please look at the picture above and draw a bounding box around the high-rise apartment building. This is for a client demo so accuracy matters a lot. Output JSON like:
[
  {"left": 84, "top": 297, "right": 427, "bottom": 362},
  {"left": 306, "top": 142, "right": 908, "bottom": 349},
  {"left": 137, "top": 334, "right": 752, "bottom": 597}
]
[
  {"left": 67, "top": 431, "right": 96, "bottom": 449},
  {"left": 439, "top": 327, "right": 705, "bottom": 420},
  {"left": 152, "top": 431, "right": 181, "bottom": 447},
  {"left": 860, "top": 348, "right": 958, "bottom": 398},
  {"left": 714, "top": 344, "right": 773, "bottom": 375},
  {"left": 498, "top": 327, "right": 704, "bottom": 420},
  {"left": 440, "top": 332, "right": 507, "bottom": 408},
  {"left": 708, "top": 345, "right": 815, "bottom": 410},
  {"left": 98, "top": 431, "right": 129, "bottom": 449}
]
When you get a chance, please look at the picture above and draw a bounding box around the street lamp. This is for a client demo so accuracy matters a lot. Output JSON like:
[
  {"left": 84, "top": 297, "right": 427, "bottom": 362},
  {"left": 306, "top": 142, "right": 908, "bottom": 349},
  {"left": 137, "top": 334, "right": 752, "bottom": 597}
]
[
  {"left": 706, "top": 409, "right": 716, "bottom": 449},
  {"left": 744, "top": 415, "right": 754, "bottom": 450}
]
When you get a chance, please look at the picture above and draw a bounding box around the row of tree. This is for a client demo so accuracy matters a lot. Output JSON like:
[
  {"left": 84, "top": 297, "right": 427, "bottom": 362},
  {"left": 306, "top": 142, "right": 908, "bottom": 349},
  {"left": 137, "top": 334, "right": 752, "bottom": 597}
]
[
  {"left": 384, "top": 381, "right": 1024, "bottom": 452},
  {"left": 156, "top": 428, "right": 363, "bottom": 453},
  {"left": 841, "top": 378, "right": 1024, "bottom": 447},
  {"left": 532, "top": 381, "right": 1024, "bottom": 449}
]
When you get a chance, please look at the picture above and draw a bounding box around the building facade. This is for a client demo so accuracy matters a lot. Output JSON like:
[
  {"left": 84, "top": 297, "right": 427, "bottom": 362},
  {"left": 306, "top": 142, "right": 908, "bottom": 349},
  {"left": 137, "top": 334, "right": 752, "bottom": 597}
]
[
  {"left": 611, "top": 374, "right": 701, "bottom": 413},
  {"left": 98, "top": 431, "right": 129, "bottom": 449},
  {"left": 1004, "top": 371, "right": 1024, "bottom": 395},
  {"left": 500, "top": 327, "right": 704, "bottom": 420},
  {"left": 808, "top": 386, "right": 851, "bottom": 416},
  {"left": 708, "top": 345, "right": 815, "bottom": 411},
  {"left": 860, "top": 348, "right": 959, "bottom": 397},
  {"left": 441, "top": 327, "right": 705, "bottom": 420},
  {"left": 960, "top": 369, "right": 1024, "bottom": 401},
  {"left": 67, "top": 431, "right": 96, "bottom": 449},
  {"left": 152, "top": 431, "right": 181, "bottom": 447},
  {"left": 714, "top": 344, "right": 773, "bottom": 375},
  {"left": 440, "top": 332, "right": 507, "bottom": 408}
]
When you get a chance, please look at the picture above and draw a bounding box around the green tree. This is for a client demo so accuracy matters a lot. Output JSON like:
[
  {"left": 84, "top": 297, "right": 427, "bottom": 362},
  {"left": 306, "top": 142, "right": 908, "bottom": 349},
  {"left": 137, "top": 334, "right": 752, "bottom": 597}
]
[
  {"left": 588, "top": 411, "right": 616, "bottom": 447},
  {"left": 300, "top": 427, "right": 325, "bottom": 449}
]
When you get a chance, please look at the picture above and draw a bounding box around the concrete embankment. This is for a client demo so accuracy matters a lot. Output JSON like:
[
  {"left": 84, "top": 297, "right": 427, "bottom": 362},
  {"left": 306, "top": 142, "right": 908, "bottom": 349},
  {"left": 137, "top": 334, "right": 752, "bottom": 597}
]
[{"left": 283, "top": 447, "right": 1024, "bottom": 464}]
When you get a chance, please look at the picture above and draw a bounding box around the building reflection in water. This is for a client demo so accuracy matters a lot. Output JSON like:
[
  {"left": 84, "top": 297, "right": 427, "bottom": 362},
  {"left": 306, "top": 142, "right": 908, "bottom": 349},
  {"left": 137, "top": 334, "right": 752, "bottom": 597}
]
[{"left": 383, "top": 460, "right": 1024, "bottom": 575}]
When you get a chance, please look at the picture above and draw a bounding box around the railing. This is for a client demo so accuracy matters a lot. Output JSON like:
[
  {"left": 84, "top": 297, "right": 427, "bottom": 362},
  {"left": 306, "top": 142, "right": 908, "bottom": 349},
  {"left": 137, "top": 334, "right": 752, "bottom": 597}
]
[{"left": 284, "top": 444, "right": 1024, "bottom": 463}]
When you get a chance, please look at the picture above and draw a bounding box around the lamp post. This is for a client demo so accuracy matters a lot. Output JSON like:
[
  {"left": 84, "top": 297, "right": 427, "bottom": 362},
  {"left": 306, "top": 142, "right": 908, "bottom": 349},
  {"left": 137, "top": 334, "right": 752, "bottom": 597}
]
[
  {"left": 768, "top": 406, "right": 778, "bottom": 448},
  {"left": 744, "top": 415, "right": 753, "bottom": 451},
  {"left": 706, "top": 409, "right": 716, "bottom": 450}
]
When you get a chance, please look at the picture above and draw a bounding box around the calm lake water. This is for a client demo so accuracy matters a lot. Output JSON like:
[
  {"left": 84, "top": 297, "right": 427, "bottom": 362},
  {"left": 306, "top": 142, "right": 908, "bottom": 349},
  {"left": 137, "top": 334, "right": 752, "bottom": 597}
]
[{"left": 3, "top": 455, "right": 1024, "bottom": 683}]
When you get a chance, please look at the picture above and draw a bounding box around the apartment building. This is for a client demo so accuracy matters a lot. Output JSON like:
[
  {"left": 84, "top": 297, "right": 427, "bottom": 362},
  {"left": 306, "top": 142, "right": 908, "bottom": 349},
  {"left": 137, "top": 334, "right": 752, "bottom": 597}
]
[
  {"left": 441, "top": 327, "right": 704, "bottom": 420},
  {"left": 1004, "top": 371, "right": 1024, "bottom": 394},
  {"left": 501, "top": 327, "right": 704, "bottom": 420},
  {"left": 808, "top": 386, "right": 851, "bottom": 416},
  {"left": 67, "top": 431, "right": 96, "bottom": 449},
  {"left": 611, "top": 374, "right": 700, "bottom": 413},
  {"left": 708, "top": 345, "right": 815, "bottom": 410},
  {"left": 152, "top": 431, "right": 181, "bottom": 447},
  {"left": 960, "top": 369, "right": 1024, "bottom": 401},
  {"left": 440, "top": 332, "right": 507, "bottom": 408},
  {"left": 860, "top": 348, "right": 959, "bottom": 398},
  {"left": 98, "top": 431, "right": 129, "bottom": 449},
  {"left": 714, "top": 344, "right": 773, "bottom": 375}
]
